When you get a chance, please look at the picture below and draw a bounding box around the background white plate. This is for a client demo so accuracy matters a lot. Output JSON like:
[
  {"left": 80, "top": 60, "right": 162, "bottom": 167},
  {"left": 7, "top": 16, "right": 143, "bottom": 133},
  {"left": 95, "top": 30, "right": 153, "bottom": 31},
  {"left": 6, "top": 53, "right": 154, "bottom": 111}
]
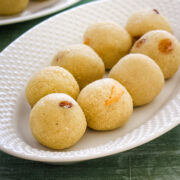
[
  {"left": 0, "top": 0, "right": 80, "bottom": 26},
  {"left": 0, "top": 0, "right": 180, "bottom": 164}
]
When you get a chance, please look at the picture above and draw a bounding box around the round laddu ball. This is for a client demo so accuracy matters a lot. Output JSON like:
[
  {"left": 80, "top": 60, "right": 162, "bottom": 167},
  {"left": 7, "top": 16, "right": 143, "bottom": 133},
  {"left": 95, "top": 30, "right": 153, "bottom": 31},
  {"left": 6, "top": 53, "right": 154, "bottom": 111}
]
[
  {"left": 84, "top": 21, "right": 132, "bottom": 69},
  {"left": 125, "top": 9, "right": 173, "bottom": 39},
  {"left": 131, "top": 30, "right": 180, "bottom": 79},
  {"left": 77, "top": 78, "right": 133, "bottom": 131},
  {"left": 109, "top": 54, "right": 164, "bottom": 106},
  {"left": 26, "top": 66, "right": 79, "bottom": 107},
  {"left": 0, "top": 0, "right": 29, "bottom": 15},
  {"left": 51, "top": 44, "right": 105, "bottom": 89},
  {"left": 30, "top": 93, "right": 87, "bottom": 150}
]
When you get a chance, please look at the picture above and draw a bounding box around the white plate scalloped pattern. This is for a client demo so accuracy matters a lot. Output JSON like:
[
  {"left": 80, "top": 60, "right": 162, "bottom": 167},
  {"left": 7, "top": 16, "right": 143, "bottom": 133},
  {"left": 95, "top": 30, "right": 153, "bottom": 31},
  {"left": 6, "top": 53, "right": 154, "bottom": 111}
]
[
  {"left": 0, "top": 0, "right": 80, "bottom": 26},
  {"left": 0, "top": 0, "right": 180, "bottom": 164}
]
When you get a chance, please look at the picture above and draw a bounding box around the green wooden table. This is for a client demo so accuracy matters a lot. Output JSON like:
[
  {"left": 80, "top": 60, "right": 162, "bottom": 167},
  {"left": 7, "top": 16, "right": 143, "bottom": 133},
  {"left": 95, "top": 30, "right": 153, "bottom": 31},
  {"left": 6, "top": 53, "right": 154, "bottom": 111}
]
[{"left": 0, "top": 0, "right": 180, "bottom": 179}]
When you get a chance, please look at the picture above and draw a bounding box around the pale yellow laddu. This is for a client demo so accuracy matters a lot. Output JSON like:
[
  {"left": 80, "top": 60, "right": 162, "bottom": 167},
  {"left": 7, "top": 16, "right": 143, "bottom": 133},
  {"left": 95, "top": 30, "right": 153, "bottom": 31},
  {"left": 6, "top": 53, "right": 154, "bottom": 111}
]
[
  {"left": 0, "top": 0, "right": 29, "bottom": 15},
  {"left": 131, "top": 30, "right": 180, "bottom": 79},
  {"left": 51, "top": 44, "right": 105, "bottom": 89},
  {"left": 30, "top": 93, "right": 87, "bottom": 150},
  {"left": 126, "top": 9, "right": 173, "bottom": 39},
  {"left": 109, "top": 54, "right": 164, "bottom": 106},
  {"left": 84, "top": 21, "right": 132, "bottom": 69},
  {"left": 77, "top": 78, "right": 133, "bottom": 131},
  {"left": 26, "top": 66, "right": 79, "bottom": 107}
]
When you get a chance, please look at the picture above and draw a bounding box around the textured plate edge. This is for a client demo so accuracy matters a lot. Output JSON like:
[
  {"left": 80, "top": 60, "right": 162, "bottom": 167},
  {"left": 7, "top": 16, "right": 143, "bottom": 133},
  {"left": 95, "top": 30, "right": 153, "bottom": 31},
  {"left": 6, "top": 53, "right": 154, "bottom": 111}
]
[
  {"left": 0, "top": 120, "right": 179, "bottom": 163},
  {"left": 0, "top": 0, "right": 101, "bottom": 53}
]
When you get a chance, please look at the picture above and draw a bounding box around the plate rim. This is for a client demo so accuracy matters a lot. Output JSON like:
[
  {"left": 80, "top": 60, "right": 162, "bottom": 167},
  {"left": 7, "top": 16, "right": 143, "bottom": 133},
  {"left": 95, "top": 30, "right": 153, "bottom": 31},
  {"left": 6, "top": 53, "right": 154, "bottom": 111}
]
[
  {"left": 0, "top": 119, "right": 179, "bottom": 163},
  {"left": 0, "top": 0, "right": 180, "bottom": 163}
]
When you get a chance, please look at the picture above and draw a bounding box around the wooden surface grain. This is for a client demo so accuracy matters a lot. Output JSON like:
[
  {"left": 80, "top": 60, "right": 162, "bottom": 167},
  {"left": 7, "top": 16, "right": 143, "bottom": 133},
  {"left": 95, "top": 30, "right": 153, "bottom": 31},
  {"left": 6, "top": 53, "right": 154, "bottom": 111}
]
[{"left": 0, "top": 0, "right": 179, "bottom": 179}]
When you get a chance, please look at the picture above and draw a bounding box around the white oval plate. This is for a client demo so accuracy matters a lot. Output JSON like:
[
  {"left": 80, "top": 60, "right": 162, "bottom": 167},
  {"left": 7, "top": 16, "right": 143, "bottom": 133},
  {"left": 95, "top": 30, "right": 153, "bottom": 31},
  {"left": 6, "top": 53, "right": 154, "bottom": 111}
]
[
  {"left": 0, "top": 0, "right": 180, "bottom": 164},
  {"left": 0, "top": 0, "right": 80, "bottom": 26}
]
